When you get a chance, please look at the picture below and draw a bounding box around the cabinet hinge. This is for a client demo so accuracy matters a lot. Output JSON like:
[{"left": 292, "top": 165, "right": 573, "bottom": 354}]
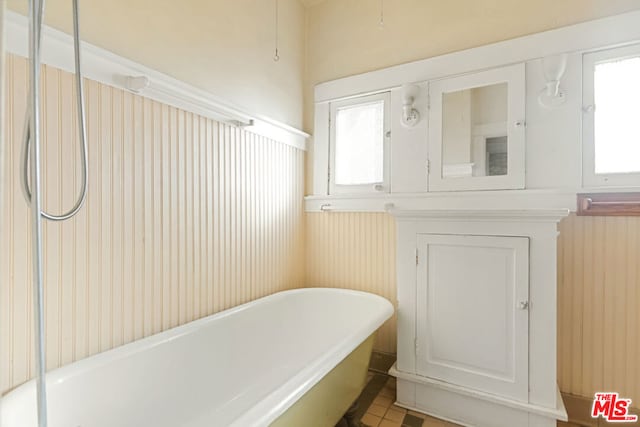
[
  {"left": 426, "top": 159, "right": 430, "bottom": 175},
  {"left": 415, "top": 248, "right": 419, "bottom": 265},
  {"left": 415, "top": 337, "right": 419, "bottom": 354}
]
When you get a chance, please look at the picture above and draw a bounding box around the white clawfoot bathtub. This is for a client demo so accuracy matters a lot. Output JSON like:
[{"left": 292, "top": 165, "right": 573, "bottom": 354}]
[{"left": 1, "top": 288, "right": 393, "bottom": 427}]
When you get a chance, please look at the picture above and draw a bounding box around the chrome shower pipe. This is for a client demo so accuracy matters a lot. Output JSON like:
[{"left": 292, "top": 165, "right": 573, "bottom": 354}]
[
  {"left": 0, "top": 0, "right": 6, "bottom": 420},
  {"left": 23, "top": 0, "right": 89, "bottom": 425},
  {"left": 21, "top": 0, "right": 88, "bottom": 221},
  {"left": 27, "top": 0, "right": 48, "bottom": 424}
]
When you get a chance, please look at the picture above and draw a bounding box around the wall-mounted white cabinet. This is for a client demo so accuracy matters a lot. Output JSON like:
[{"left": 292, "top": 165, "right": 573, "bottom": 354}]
[
  {"left": 308, "top": 55, "right": 582, "bottom": 213},
  {"left": 312, "top": 63, "right": 526, "bottom": 198},
  {"left": 428, "top": 64, "right": 526, "bottom": 191},
  {"left": 390, "top": 210, "right": 568, "bottom": 427}
]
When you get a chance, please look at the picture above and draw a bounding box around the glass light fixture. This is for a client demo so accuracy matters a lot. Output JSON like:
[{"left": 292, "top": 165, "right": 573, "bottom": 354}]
[
  {"left": 401, "top": 84, "right": 421, "bottom": 127},
  {"left": 538, "top": 54, "right": 568, "bottom": 108}
]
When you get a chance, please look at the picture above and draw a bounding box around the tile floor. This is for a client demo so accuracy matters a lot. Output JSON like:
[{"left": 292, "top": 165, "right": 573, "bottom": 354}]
[
  {"left": 357, "top": 372, "right": 463, "bottom": 427},
  {"left": 359, "top": 351, "right": 637, "bottom": 427},
  {"left": 356, "top": 365, "right": 586, "bottom": 427}
]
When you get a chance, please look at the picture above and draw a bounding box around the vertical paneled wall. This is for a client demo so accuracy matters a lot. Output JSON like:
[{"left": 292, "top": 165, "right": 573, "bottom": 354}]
[
  {"left": 1, "top": 54, "right": 305, "bottom": 394},
  {"left": 305, "top": 212, "right": 640, "bottom": 403},
  {"left": 557, "top": 214, "right": 640, "bottom": 403},
  {"left": 305, "top": 212, "right": 397, "bottom": 354}
]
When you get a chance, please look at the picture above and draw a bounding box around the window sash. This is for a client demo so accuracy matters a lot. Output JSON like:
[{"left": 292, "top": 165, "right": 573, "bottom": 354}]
[
  {"left": 583, "top": 43, "right": 640, "bottom": 188},
  {"left": 329, "top": 92, "right": 391, "bottom": 195}
]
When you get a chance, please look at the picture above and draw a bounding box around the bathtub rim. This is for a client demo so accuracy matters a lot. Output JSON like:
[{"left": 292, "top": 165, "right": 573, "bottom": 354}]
[
  {"left": 231, "top": 289, "right": 393, "bottom": 426},
  {"left": 2, "top": 287, "right": 394, "bottom": 427}
]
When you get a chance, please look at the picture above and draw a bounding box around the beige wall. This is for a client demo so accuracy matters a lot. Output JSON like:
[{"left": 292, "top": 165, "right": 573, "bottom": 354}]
[
  {"left": 557, "top": 215, "right": 640, "bottom": 403},
  {"left": 8, "top": 0, "right": 306, "bottom": 129},
  {"left": 1, "top": 54, "right": 305, "bottom": 394},
  {"left": 305, "top": 212, "right": 396, "bottom": 353}
]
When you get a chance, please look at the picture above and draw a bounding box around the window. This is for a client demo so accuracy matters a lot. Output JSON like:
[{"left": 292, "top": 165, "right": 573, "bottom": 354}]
[
  {"left": 583, "top": 44, "right": 640, "bottom": 187},
  {"left": 329, "top": 92, "right": 390, "bottom": 194}
]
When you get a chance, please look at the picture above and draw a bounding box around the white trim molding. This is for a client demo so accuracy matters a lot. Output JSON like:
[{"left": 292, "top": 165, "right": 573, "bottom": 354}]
[
  {"left": 5, "top": 11, "right": 309, "bottom": 151},
  {"left": 314, "top": 9, "right": 640, "bottom": 103},
  {"left": 389, "top": 364, "right": 568, "bottom": 421},
  {"left": 389, "top": 208, "right": 570, "bottom": 223}
]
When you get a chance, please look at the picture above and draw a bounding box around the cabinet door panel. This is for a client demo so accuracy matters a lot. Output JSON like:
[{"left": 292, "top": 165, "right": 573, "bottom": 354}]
[{"left": 416, "top": 234, "right": 529, "bottom": 401}]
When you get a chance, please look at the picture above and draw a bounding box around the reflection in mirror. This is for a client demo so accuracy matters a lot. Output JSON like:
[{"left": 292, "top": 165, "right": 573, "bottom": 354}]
[
  {"left": 442, "top": 82, "right": 508, "bottom": 178},
  {"left": 486, "top": 137, "right": 508, "bottom": 176}
]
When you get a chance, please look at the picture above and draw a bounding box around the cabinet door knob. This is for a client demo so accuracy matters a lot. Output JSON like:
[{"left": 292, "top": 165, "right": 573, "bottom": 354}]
[{"left": 518, "top": 301, "right": 529, "bottom": 310}]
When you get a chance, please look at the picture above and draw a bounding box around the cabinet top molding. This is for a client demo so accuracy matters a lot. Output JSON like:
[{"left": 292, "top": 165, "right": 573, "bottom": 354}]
[{"left": 390, "top": 208, "right": 570, "bottom": 223}]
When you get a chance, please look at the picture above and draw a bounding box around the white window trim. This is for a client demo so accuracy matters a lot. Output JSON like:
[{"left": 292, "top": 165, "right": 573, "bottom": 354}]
[
  {"left": 329, "top": 92, "right": 391, "bottom": 195},
  {"left": 583, "top": 43, "right": 640, "bottom": 188}
]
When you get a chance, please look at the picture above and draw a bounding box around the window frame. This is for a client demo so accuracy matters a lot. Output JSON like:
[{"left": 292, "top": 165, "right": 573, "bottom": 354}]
[
  {"left": 583, "top": 43, "right": 640, "bottom": 188},
  {"left": 329, "top": 92, "right": 391, "bottom": 195}
]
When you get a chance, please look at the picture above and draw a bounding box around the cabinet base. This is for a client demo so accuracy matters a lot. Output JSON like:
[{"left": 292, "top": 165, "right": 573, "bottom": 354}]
[{"left": 389, "top": 364, "right": 567, "bottom": 427}]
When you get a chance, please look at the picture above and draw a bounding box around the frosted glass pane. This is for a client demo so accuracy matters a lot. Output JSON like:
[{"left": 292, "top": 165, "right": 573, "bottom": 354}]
[
  {"left": 594, "top": 57, "right": 640, "bottom": 174},
  {"left": 334, "top": 100, "right": 384, "bottom": 185}
]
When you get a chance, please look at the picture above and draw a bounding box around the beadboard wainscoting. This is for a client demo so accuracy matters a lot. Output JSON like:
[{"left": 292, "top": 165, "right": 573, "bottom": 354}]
[
  {"left": 305, "top": 212, "right": 397, "bottom": 354},
  {"left": 1, "top": 54, "right": 305, "bottom": 394},
  {"left": 305, "top": 212, "right": 640, "bottom": 403},
  {"left": 557, "top": 215, "right": 640, "bottom": 405}
]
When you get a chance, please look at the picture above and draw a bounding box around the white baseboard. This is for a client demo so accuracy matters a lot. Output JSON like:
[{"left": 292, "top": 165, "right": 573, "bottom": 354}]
[{"left": 390, "top": 363, "right": 567, "bottom": 427}]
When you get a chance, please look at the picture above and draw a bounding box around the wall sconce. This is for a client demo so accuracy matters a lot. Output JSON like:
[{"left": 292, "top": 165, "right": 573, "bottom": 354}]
[
  {"left": 401, "top": 84, "right": 421, "bottom": 127},
  {"left": 539, "top": 54, "right": 567, "bottom": 108}
]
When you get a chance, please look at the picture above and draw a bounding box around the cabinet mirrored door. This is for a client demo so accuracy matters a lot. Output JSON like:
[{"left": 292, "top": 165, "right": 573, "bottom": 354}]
[
  {"left": 415, "top": 234, "right": 529, "bottom": 401},
  {"left": 428, "top": 63, "right": 526, "bottom": 191}
]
